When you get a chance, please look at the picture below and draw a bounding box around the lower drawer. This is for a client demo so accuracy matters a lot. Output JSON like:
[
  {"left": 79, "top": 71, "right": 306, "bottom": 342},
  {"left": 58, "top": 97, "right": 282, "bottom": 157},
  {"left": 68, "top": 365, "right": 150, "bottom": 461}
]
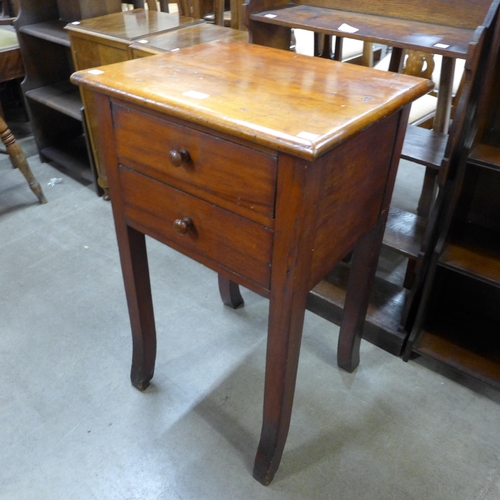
[{"left": 119, "top": 167, "right": 273, "bottom": 289}]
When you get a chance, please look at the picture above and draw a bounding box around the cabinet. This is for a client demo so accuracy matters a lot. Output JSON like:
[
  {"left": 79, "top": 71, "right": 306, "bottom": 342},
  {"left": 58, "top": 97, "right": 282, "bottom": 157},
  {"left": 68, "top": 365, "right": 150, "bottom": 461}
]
[
  {"left": 14, "top": 0, "right": 122, "bottom": 187},
  {"left": 403, "top": 19, "right": 500, "bottom": 388}
]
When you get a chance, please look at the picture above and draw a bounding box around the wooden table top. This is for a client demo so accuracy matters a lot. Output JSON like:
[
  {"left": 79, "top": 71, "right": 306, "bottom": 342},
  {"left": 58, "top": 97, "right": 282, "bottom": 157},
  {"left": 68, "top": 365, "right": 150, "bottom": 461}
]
[
  {"left": 71, "top": 39, "right": 433, "bottom": 160},
  {"left": 129, "top": 24, "right": 249, "bottom": 55},
  {"left": 65, "top": 8, "right": 203, "bottom": 42}
]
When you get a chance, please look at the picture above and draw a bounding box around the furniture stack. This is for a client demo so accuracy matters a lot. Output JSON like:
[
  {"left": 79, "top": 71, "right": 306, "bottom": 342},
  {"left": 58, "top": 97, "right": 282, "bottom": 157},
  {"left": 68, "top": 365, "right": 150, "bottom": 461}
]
[{"left": 244, "top": 0, "right": 500, "bottom": 388}]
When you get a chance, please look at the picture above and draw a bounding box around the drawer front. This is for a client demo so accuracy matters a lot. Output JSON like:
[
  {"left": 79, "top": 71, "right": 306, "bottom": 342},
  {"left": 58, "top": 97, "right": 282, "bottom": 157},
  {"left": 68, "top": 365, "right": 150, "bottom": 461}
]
[
  {"left": 119, "top": 167, "right": 273, "bottom": 289},
  {"left": 113, "top": 104, "right": 277, "bottom": 226}
]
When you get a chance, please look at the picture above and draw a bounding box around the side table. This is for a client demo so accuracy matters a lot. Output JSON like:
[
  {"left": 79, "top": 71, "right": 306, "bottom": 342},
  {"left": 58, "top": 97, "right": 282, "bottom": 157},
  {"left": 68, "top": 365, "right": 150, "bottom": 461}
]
[{"left": 71, "top": 40, "right": 432, "bottom": 484}]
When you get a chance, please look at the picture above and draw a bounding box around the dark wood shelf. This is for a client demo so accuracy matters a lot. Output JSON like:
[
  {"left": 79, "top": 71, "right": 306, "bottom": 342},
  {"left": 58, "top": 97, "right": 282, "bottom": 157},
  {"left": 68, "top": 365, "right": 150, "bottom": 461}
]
[
  {"left": 42, "top": 134, "right": 94, "bottom": 184},
  {"left": 19, "top": 20, "right": 70, "bottom": 47},
  {"left": 25, "top": 82, "right": 83, "bottom": 121},
  {"left": 415, "top": 310, "right": 500, "bottom": 390},
  {"left": 401, "top": 125, "right": 448, "bottom": 169},
  {"left": 439, "top": 223, "right": 500, "bottom": 287},
  {"left": 382, "top": 207, "right": 426, "bottom": 259},
  {"left": 306, "top": 262, "right": 408, "bottom": 356},
  {"left": 469, "top": 130, "right": 500, "bottom": 171}
]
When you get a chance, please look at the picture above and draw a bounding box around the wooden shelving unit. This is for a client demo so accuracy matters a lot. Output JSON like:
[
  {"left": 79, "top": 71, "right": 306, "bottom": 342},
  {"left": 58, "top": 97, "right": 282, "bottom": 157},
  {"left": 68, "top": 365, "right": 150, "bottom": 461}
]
[
  {"left": 14, "top": 0, "right": 122, "bottom": 187},
  {"left": 407, "top": 40, "right": 500, "bottom": 387}
]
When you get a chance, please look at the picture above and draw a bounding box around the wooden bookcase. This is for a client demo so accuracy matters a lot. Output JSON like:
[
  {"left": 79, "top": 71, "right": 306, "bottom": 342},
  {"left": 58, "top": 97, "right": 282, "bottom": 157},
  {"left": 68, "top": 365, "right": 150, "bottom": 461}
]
[
  {"left": 14, "top": 0, "right": 122, "bottom": 186},
  {"left": 403, "top": 23, "right": 500, "bottom": 388}
]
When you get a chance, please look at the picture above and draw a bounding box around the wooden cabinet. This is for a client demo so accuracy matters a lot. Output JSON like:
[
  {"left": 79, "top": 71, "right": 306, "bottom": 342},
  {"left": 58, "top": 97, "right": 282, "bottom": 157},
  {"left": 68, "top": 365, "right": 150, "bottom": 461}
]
[{"left": 14, "top": 0, "right": 122, "bottom": 187}]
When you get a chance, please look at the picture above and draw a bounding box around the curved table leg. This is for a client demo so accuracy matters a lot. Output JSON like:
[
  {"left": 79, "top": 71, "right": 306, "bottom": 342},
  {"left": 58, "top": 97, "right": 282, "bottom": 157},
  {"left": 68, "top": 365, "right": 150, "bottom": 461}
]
[
  {"left": 218, "top": 274, "right": 244, "bottom": 309},
  {"left": 337, "top": 222, "right": 384, "bottom": 372},
  {"left": 253, "top": 290, "right": 308, "bottom": 485}
]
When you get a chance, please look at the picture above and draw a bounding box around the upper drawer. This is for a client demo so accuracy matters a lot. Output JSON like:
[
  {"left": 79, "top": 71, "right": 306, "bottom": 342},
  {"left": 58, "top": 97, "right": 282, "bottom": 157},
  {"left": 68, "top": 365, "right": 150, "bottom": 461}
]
[{"left": 112, "top": 103, "right": 277, "bottom": 226}]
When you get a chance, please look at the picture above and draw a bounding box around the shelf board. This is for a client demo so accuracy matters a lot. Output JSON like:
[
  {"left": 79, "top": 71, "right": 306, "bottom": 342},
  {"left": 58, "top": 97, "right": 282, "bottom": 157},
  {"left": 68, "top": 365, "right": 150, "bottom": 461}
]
[
  {"left": 469, "top": 130, "right": 500, "bottom": 171},
  {"left": 25, "top": 82, "right": 82, "bottom": 121},
  {"left": 439, "top": 224, "right": 500, "bottom": 287},
  {"left": 414, "top": 311, "right": 500, "bottom": 390},
  {"left": 42, "top": 134, "right": 94, "bottom": 185},
  {"left": 306, "top": 262, "right": 408, "bottom": 356},
  {"left": 19, "top": 20, "right": 70, "bottom": 47},
  {"left": 382, "top": 207, "right": 426, "bottom": 258},
  {"left": 401, "top": 125, "right": 448, "bottom": 169}
]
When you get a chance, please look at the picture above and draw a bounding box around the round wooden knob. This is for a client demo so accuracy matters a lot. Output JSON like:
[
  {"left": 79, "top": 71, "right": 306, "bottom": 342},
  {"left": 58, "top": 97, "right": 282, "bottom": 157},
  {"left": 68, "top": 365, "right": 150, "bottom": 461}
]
[
  {"left": 173, "top": 217, "right": 192, "bottom": 235},
  {"left": 169, "top": 149, "right": 190, "bottom": 167}
]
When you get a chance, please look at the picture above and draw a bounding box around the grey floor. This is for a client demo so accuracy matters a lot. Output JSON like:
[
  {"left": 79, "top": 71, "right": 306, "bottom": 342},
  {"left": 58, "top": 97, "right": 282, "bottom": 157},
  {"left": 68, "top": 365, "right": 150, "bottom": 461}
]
[{"left": 2, "top": 122, "right": 500, "bottom": 500}]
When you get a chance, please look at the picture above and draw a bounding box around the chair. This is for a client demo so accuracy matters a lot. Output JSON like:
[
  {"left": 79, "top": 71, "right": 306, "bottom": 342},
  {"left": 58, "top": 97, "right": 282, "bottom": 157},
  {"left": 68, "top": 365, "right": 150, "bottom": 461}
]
[{"left": 0, "top": 114, "right": 47, "bottom": 204}]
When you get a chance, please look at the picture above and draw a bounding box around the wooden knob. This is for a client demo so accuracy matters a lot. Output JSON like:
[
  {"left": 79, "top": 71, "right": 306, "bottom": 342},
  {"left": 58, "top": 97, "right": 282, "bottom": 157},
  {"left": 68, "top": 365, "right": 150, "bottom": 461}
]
[
  {"left": 173, "top": 217, "right": 192, "bottom": 235},
  {"left": 169, "top": 149, "right": 190, "bottom": 167}
]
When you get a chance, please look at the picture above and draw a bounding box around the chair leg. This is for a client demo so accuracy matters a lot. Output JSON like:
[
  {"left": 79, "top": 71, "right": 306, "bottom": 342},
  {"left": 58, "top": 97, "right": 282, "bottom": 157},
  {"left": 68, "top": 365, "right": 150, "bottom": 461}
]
[{"left": 0, "top": 116, "right": 47, "bottom": 204}]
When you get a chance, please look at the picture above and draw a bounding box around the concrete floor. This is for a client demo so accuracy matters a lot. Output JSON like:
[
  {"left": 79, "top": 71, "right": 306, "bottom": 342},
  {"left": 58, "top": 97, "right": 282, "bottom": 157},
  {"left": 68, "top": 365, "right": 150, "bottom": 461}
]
[{"left": 2, "top": 125, "right": 500, "bottom": 500}]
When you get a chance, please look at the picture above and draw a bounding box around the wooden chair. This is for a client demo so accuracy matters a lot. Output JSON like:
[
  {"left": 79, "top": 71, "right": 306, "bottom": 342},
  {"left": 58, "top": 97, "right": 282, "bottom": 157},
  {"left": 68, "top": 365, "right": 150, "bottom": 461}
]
[{"left": 0, "top": 114, "right": 47, "bottom": 204}]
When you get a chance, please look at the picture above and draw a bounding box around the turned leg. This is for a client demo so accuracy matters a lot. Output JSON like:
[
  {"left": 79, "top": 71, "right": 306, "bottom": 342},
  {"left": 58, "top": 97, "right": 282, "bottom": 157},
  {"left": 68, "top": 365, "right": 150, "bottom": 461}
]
[
  {"left": 218, "top": 274, "right": 244, "bottom": 309},
  {"left": 118, "top": 225, "right": 157, "bottom": 391},
  {"left": 0, "top": 117, "right": 47, "bottom": 204},
  {"left": 337, "top": 222, "right": 384, "bottom": 372},
  {"left": 253, "top": 290, "right": 308, "bottom": 485}
]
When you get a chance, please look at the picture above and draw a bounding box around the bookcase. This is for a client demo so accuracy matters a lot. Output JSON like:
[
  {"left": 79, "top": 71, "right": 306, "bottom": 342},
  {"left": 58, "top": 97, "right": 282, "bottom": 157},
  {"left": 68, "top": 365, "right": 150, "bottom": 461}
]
[{"left": 14, "top": 0, "right": 122, "bottom": 187}]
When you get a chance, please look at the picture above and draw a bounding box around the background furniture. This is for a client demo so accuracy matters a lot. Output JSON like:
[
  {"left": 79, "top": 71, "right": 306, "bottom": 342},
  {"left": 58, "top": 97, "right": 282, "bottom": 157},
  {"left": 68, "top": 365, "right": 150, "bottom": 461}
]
[
  {"left": 0, "top": 113, "right": 46, "bottom": 204},
  {"left": 244, "top": 0, "right": 500, "bottom": 362},
  {"left": 403, "top": 10, "right": 500, "bottom": 389},
  {"left": 66, "top": 8, "right": 205, "bottom": 197},
  {"left": 128, "top": 23, "right": 247, "bottom": 57},
  {"left": 72, "top": 40, "right": 430, "bottom": 484},
  {"left": 14, "top": 0, "right": 123, "bottom": 189}
]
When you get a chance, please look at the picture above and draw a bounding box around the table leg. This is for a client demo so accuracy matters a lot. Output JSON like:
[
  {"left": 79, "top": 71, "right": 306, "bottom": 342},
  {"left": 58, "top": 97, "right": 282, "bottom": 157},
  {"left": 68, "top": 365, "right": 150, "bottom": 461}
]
[
  {"left": 218, "top": 274, "right": 244, "bottom": 309},
  {"left": 337, "top": 221, "right": 385, "bottom": 372},
  {"left": 118, "top": 225, "right": 157, "bottom": 391},
  {"left": 253, "top": 289, "right": 308, "bottom": 485}
]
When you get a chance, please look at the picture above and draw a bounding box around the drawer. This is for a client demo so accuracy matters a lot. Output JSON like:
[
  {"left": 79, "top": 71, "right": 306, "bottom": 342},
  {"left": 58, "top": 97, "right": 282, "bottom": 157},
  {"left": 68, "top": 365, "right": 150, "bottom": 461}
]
[
  {"left": 119, "top": 167, "right": 273, "bottom": 289},
  {"left": 112, "top": 103, "right": 277, "bottom": 226}
]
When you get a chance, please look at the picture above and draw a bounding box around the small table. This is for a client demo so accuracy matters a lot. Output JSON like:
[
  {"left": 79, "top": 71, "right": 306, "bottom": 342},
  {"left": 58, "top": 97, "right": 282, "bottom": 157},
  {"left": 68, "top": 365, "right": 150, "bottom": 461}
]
[{"left": 71, "top": 40, "right": 431, "bottom": 484}]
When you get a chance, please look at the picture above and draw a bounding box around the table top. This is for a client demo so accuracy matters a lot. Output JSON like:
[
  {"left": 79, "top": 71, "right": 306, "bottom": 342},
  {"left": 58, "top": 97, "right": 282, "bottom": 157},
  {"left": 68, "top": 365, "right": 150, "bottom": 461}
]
[
  {"left": 129, "top": 24, "right": 249, "bottom": 55},
  {"left": 71, "top": 40, "right": 433, "bottom": 160},
  {"left": 65, "top": 8, "right": 203, "bottom": 42}
]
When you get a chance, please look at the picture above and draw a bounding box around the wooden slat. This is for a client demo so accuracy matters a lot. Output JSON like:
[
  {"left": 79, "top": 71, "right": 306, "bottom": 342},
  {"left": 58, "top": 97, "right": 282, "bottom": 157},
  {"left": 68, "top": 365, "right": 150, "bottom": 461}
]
[
  {"left": 382, "top": 207, "right": 426, "bottom": 258},
  {"left": 469, "top": 130, "right": 500, "bottom": 171},
  {"left": 26, "top": 81, "right": 83, "bottom": 121},
  {"left": 439, "top": 224, "right": 500, "bottom": 287},
  {"left": 401, "top": 125, "right": 448, "bottom": 169},
  {"left": 306, "top": 262, "right": 408, "bottom": 355},
  {"left": 20, "top": 20, "right": 70, "bottom": 46},
  {"left": 414, "top": 313, "right": 500, "bottom": 390}
]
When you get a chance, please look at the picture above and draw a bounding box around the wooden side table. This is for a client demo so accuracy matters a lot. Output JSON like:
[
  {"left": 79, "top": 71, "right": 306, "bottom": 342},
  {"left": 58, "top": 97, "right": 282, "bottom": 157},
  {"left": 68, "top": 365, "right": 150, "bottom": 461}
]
[
  {"left": 71, "top": 40, "right": 432, "bottom": 484},
  {"left": 66, "top": 8, "right": 205, "bottom": 196}
]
